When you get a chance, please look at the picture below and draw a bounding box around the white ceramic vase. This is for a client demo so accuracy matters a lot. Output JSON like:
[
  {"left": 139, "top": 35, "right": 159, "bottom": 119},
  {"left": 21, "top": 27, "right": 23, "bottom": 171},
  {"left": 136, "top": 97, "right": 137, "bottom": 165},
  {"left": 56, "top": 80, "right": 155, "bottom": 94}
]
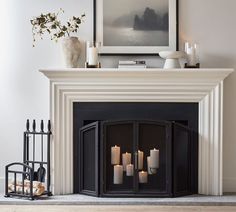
[{"left": 61, "top": 37, "right": 81, "bottom": 68}]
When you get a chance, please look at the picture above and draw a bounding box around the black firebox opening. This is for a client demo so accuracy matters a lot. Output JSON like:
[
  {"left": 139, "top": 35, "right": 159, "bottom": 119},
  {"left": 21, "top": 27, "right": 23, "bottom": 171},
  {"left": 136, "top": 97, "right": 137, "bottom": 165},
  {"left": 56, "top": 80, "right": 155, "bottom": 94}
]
[{"left": 73, "top": 103, "right": 198, "bottom": 197}]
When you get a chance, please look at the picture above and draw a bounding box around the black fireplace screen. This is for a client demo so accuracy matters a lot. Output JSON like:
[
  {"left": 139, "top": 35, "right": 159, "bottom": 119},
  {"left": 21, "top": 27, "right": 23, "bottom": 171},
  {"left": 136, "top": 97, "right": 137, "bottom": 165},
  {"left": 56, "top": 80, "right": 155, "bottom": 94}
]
[{"left": 78, "top": 120, "right": 194, "bottom": 197}]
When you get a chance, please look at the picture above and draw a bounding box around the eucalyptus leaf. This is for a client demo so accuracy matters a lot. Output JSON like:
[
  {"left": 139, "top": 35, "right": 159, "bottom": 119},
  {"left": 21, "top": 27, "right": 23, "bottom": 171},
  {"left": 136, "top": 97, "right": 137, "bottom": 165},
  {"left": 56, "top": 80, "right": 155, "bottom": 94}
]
[{"left": 30, "top": 9, "right": 85, "bottom": 47}]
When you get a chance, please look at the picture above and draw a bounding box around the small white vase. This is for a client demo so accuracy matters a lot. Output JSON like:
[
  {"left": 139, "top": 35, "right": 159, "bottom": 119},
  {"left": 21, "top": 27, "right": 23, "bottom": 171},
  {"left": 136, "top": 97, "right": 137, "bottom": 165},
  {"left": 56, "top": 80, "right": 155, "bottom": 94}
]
[{"left": 61, "top": 37, "right": 81, "bottom": 68}]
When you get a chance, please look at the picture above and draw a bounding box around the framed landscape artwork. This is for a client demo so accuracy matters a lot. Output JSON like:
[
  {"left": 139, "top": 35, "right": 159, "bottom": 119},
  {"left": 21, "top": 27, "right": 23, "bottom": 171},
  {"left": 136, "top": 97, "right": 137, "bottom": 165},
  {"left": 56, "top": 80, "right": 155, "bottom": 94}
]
[{"left": 94, "top": 0, "right": 178, "bottom": 55}]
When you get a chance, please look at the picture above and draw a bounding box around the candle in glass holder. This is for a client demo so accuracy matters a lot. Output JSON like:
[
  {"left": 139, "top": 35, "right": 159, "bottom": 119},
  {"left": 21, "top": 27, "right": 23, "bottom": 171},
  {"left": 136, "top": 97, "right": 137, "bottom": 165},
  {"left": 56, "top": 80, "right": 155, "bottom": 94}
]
[
  {"left": 150, "top": 148, "right": 159, "bottom": 169},
  {"left": 111, "top": 145, "right": 120, "bottom": 165},
  {"left": 126, "top": 164, "right": 134, "bottom": 176},
  {"left": 147, "top": 156, "right": 157, "bottom": 175},
  {"left": 122, "top": 152, "right": 131, "bottom": 171},
  {"left": 139, "top": 171, "right": 148, "bottom": 183},
  {"left": 114, "top": 165, "right": 123, "bottom": 184},
  {"left": 185, "top": 42, "right": 199, "bottom": 66},
  {"left": 138, "top": 150, "right": 144, "bottom": 170}
]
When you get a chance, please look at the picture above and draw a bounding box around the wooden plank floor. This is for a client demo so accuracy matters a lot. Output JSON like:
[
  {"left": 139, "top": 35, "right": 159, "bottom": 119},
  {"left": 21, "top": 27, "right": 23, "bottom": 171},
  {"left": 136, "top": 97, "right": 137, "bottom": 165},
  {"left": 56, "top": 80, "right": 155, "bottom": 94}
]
[{"left": 0, "top": 205, "right": 236, "bottom": 212}]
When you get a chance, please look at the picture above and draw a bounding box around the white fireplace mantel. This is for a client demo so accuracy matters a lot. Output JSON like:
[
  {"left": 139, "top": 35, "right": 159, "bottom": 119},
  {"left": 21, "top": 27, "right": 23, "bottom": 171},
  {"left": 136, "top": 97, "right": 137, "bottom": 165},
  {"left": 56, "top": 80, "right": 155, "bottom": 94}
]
[{"left": 40, "top": 68, "right": 234, "bottom": 196}]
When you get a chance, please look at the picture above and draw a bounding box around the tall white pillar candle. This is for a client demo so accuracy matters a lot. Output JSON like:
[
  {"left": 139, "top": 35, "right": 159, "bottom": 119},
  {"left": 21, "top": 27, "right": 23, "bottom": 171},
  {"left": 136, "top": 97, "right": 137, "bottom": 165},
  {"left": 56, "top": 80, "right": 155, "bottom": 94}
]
[
  {"left": 147, "top": 156, "right": 157, "bottom": 175},
  {"left": 150, "top": 148, "right": 159, "bottom": 169},
  {"left": 139, "top": 171, "right": 148, "bottom": 183},
  {"left": 122, "top": 152, "right": 131, "bottom": 171},
  {"left": 138, "top": 150, "right": 144, "bottom": 170},
  {"left": 111, "top": 145, "right": 120, "bottom": 165},
  {"left": 126, "top": 164, "right": 134, "bottom": 176},
  {"left": 88, "top": 46, "right": 98, "bottom": 65},
  {"left": 114, "top": 165, "right": 123, "bottom": 184}
]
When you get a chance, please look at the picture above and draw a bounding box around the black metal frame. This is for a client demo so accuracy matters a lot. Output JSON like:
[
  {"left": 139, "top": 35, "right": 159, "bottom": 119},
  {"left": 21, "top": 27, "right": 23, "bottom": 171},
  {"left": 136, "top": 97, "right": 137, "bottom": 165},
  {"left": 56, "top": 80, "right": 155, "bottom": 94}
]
[
  {"left": 172, "top": 122, "right": 192, "bottom": 197},
  {"left": 5, "top": 120, "right": 52, "bottom": 200},
  {"left": 100, "top": 120, "right": 172, "bottom": 197},
  {"left": 136, "top": 121, "right": 172, "bottom": 197},
  {"left": 78, "top": 119, "right": 196, "bottom": 197},
  {"left": 93, "top": 0, "right": 179, "bottom": 56},
  {"left": 79, "top": 122, "right": 99, "bottom": 196}
]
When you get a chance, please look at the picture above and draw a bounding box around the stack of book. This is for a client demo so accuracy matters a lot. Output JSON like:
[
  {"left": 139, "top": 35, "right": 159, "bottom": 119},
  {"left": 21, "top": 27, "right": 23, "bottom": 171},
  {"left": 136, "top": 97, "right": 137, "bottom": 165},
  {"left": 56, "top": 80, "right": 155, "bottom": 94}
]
[{"left": 118, "top": 60, "right": 147, "bottom": 69}]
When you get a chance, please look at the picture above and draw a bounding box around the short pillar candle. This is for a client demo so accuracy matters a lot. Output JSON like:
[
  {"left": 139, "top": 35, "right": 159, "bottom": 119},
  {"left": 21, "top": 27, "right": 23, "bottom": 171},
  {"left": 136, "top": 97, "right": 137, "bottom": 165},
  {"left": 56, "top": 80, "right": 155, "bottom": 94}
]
[
  {"left": 139, "top": 171, "right": 148, "bottom": 183},
  {"left": 126, "top": 164, "right": 134, "bottom": 176},
  {"left": 113, "top": 165, "right": 123, "bottom": 184}
]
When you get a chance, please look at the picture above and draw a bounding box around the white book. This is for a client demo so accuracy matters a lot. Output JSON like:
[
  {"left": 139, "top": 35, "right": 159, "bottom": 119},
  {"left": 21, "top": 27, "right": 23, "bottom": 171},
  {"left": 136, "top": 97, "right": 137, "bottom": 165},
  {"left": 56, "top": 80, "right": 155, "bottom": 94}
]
[{"left": 119, "top": 60, "right": 146, "bottom": 65}]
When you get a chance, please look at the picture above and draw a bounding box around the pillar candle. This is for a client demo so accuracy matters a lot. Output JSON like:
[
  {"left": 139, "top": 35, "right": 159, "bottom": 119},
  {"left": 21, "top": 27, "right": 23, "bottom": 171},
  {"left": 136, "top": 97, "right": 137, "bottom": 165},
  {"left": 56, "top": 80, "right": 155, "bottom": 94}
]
[
  {"left": 139, "top": 171, "right": 148, "bottom": 183},
  {"left": 126, "top": 164, "right": 134, "bottom": 176},
  {"left": 113, "top": 165, "right": 123, "bottom": 184},
  {"left": 88, "top": 46, "right": 98, "bottom": 65},
  {"left": 138, "top": 150, "right": 144, "bottom": 170},
  {"left": 122, "top": 152, "right": 131, "bottom": 171},
  {"left": 187, "top": 47, "right": 196, "bottom": 66},
  {"left": 111, "top": 145, "right": 120, "bottom": 165},
  {"left": 150, "top": 148, "right": 159, "bottom": 169},
  {"left": 147, "top": 156, "right": 157, "bottom": 175}
]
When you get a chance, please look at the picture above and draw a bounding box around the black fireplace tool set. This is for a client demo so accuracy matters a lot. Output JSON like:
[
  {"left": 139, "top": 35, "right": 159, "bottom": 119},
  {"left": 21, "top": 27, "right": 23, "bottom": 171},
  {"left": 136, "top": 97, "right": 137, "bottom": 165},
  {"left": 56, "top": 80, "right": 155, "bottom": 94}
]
[{"left": 5, "top": 120, "right": 52, "bottom": 200}]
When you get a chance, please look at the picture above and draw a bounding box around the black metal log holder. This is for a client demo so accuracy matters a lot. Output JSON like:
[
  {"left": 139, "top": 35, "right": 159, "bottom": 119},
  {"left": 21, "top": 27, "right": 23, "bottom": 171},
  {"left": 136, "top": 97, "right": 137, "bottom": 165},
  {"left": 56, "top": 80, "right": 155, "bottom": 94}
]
[{"left": 5, "top": 120, "right": 52, "bottom": 200}]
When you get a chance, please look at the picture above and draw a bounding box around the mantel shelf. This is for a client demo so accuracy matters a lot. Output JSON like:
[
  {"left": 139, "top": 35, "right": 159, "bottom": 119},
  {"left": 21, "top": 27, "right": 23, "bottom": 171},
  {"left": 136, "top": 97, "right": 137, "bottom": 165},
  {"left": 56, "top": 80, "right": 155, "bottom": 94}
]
[{"left": 40, "top": 68, "right": 234, "bottom": 83}]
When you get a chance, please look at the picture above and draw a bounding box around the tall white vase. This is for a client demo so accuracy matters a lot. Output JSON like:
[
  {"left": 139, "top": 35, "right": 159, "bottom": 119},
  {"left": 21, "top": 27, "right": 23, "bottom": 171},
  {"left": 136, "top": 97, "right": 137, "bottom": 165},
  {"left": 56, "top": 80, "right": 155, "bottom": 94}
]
[{"left": 61, "top": 37, "right": 81, "bottom": 68}]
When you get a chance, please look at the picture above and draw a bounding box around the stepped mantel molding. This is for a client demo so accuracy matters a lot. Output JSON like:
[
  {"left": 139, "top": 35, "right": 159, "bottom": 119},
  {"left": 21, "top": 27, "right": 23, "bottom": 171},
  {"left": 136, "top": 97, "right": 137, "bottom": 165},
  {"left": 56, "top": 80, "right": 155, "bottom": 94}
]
[{"left": 40, "top": 68, "right": 234, "bottom": 195}]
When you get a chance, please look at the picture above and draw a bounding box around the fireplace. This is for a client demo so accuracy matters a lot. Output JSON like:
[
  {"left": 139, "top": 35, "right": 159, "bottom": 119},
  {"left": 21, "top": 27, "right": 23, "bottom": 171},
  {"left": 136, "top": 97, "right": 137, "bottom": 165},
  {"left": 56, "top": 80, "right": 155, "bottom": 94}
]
[
  {"left": 40, "top": 68, "right": 233, "bottom": 195},
  {"left": 73, "top": 102, "right": 198, "bottom": 197}
]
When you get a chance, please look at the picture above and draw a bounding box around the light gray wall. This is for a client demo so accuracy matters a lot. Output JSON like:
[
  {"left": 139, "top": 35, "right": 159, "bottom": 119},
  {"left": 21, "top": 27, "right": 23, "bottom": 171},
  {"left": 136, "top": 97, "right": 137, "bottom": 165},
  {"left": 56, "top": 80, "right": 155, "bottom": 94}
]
[
  {"left": 0, "top": 0, "right": 236, "bottom": 192},
  {"left": 179, "top": 0, "right": 236, "bottom": 192}
]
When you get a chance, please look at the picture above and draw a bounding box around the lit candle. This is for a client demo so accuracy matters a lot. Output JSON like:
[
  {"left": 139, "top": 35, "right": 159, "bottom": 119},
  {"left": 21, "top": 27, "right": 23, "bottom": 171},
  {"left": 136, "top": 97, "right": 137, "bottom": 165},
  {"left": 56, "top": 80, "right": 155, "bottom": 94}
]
[
  {"left": 111, "top": 145, "right": 120, "bottom": 165},
  {"left": 147, "top": 156, "right": 157, "bottom": 175},
  {"left": 139, "top": 171, "right": 148, "bottom": 183},
  {"left": 138, "top": 150, "right": 144, "bottom": 170},
  {"left": 88, "top": 46, "right": 98, "bottom": 65},
  {"left": 122, "top": 152, "right": 131, "bottom": 171},
  {"left": 150, "top": 148, "right": 159, "bottom": 169},
  {"left": 126, "top": 164, "right": 134, "bottom": 176},
  {"left": 114, "top": 165, "right": 123, "bottom": 184}
]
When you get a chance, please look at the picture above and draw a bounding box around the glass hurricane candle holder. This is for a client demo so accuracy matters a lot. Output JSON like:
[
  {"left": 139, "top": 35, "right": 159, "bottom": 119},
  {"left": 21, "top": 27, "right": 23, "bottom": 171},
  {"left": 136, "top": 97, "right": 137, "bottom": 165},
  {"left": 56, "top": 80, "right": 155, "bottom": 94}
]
[
  {"left": 86, "top": 41, "right": 101, "bottom": 68},
  {"left": 184, "top": 42, "right": 200, "bottom": 68}
]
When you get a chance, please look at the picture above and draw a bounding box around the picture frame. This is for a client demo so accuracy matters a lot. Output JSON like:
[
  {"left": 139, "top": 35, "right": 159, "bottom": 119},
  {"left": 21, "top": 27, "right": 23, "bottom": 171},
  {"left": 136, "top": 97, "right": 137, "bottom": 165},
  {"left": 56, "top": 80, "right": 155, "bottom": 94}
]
[{"left": 94, "top": 0, "right": 178, "bottom": 55}]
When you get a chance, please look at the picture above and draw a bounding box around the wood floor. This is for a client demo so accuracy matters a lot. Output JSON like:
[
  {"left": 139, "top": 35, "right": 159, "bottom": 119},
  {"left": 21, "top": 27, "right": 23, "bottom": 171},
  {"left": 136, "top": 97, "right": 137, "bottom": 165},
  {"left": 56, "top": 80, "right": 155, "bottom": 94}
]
[{"left": 0, "top": 205, "right": 236, "bottom": 212}]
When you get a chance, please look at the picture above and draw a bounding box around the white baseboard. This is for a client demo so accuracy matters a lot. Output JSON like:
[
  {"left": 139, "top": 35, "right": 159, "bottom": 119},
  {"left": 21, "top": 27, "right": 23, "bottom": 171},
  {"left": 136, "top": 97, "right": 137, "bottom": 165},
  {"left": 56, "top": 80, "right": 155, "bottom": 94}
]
[{"left": 223, "top": 177, "right": 236, "bottom": 192}]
